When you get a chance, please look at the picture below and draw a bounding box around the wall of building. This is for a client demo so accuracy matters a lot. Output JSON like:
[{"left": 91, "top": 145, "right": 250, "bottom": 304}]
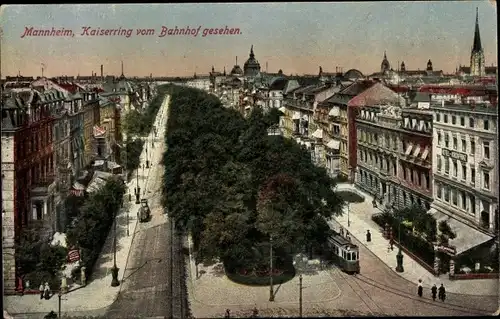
[{"left": 2, "top": 134, "right": 17, "bottom": 293}]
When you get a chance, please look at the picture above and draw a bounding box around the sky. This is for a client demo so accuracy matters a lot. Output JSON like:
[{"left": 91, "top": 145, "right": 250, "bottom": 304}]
[{"left": 0, "top": 2, "right": 497, "bottom": 78}]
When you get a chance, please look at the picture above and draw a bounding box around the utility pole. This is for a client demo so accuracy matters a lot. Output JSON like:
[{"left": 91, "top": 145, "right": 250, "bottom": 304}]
[
  {"left": 269, "top": 235, "right": 274, "bottom": 301},
  {"left": 347, "top": 203, "right": 351, "bottom": 227},
  {"left": 299, "top": 274, "right": 303, "bottom": 317},
  {"left": 58, "top": 291, "right": 62, "bottom": 318},
  {"left": 135, "top": 166, "right": 140, "bottom": 204}
]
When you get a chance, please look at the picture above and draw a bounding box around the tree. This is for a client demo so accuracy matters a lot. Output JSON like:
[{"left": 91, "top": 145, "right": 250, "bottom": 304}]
[
  {"left": 395, "top": 205, "right": 437, "bottom": 242},
  {"left": 163, "top": 86, "right": 345, "bottom": 272},
  {"left": 438, "top": 220, "right": 456, "bottom": 246},
  {"left": 123, "top": 109, "right": 145, "bottom": 135}
]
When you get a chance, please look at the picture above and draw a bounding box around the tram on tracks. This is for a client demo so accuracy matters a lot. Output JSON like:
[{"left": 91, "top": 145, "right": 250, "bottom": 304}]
[{"left": 325, "top": 233, "right": 360, "bottom": 274}]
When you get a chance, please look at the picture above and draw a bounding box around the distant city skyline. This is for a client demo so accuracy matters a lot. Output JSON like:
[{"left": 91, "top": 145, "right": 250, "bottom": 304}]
[{"left": 0, "top": 2, "right": 497, "bottom": 78}]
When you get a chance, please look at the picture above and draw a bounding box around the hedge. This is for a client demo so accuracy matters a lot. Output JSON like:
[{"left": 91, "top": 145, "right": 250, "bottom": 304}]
[{"left": 372, "top": 212, "right": 435, "bottom": 267}]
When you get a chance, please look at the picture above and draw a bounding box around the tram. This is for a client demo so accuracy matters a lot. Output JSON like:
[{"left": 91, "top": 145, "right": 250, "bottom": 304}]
[{"left": 326, "top": 233, "right": 360, "bottom": 274}]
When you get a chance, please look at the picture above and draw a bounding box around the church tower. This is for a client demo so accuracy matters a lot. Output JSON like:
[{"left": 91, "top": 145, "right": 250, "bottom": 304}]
[{"left": 470, "top": 7, "right": 485, "bottom": 76}]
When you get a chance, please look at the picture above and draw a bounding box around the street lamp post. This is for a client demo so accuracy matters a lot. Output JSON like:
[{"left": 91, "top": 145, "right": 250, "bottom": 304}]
[
  {"left": 126, "top": 208, "right": 130, "bottom": 237},
  {"left": 269, "top": 235, "right": 274, "bottom": 302},
  {"left": 299, "top": 274, "right": 303, "bottom": 317},
  {"left": 347, "top": 203, "right": 351, "bottom": 227},
  {"left": 110, "top": 208, "right": 120, "bottom": 287},
  {"left": 145, "top": 139, "right": 150, "bottom": 168},
  {"left": 395, "top": 213, "right": 404, "bottom": 272},
  {"left": 135, "top": 168, "right": 140, "bottom": 204}
]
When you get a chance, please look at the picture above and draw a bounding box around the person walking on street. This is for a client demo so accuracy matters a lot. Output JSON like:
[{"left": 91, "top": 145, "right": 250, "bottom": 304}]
[
  {"left": 438, "top": 284, "right": 446, "bottom": 302},
  {"left": 225, "top": 309, "right": 231, "bottom": 318},
  {"left": 431, "top": 284, "right": 437, "bottom": 301},
  {"left": 389, "top": 236, "right": 394, "bottom": 251},
  {"left": 417, "top": 279, "right": 423, "bottom": 297},
  {"left": 43, "top": 282, "right": 50, "bottom": 300},
  {"left": 39, "top": 283, "right": 44, "bottom": 300},
  {"left": 366, "top": 230, "right": 371, "bottom": 242}
]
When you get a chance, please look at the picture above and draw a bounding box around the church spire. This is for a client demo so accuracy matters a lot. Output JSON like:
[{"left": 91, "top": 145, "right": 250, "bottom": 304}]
[
  {"left": 472, "top": 7, "right": 482, "bottom": 53},
  {"left": 120, "top": 60, "right": 125, "bottom": 78},
  {"left": 250, "top": 45, "right": 254, "bottom": 58}
]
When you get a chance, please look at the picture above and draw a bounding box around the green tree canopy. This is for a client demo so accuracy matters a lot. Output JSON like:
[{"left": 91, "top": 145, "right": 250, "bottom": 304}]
[{"left": 163, "top": 86, "right": 344, "bottom": 269}]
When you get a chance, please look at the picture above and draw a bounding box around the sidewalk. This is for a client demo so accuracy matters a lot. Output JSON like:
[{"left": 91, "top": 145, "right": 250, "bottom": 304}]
[
  {"left": 331, "top": 183, "right": 498, "bottom": 296},
  {"left": 4, "top": 95, "right": 171, "bottom": 317}
]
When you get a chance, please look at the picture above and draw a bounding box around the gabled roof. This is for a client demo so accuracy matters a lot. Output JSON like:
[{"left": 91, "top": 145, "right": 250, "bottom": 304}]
[{"left": 339, "top": 80, "right": 376, "bottom": 96}]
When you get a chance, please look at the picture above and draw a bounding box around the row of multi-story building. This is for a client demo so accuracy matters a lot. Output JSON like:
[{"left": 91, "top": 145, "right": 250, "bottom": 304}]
[
  {"left": 1, "top": 66, "right": 157, "bottom": 293},
  {"left": 200, "top": 8, "right": 498, "bottom": 270}
]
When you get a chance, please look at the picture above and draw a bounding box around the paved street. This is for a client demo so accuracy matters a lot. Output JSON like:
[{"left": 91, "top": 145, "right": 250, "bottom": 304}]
[{"left": 106, "top": 95, "right": 188, "bottom": 319}]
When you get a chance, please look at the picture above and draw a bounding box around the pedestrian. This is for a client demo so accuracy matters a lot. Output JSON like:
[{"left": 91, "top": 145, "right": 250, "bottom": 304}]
[
  {"left": 39, "top": 283, "right": 44, "bottom": 300},
  {"left": 431, "top": 284, "right": 437, "bottom": 301},
  {"left": 43, "top": 282, "right": 50, "bottom": 300},
  {"left": 438, "top": 284, "right": 446, "bottom": 302},
  {"left": 252, "top": 306, "right": 259, "bottom": 318},
  {"left": 340, "top": 227, "right": 344, "bottom": 237},
  {"left": 366, "top": 230, "right": 371, "bottom": 242},
  {"left": 389, "top": 237, "right": 394, "bottom": 251},
  {"left": 225, "top": 309, "right": 231, "bottom": 318},
  {"left": 417, "top": 279, "right": 423, "bottom": 297}
]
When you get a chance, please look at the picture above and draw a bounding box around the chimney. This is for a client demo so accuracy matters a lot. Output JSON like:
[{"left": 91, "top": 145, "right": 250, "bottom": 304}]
[{"left": 101, "top": 65, "right": 103, "bottom": 79}]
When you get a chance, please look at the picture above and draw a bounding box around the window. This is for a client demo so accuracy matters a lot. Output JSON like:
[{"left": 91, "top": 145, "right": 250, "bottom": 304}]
[
  {"left": 470, "top": 140, "right": 475, "bottom": 155},
  {"left": 471, "top": 168, "right": 476, "bottom": 185},
  {"left": 444, "top": 157, "right": 449, "bottom": 174},
  {"left": 437, "top": 156, "right": 442, "bottom": 171},
  {"left": 444, "top": 133, "right": 449, "bottom": 148},
  {"left": 461, "top": 138, "right": 466, "bottom": 152},
  {"left": 469, "top": 117, "right": 474, "bottom": 128},
  {"left": 444, "top": 114, "right": 448, "bottom": 123},
  {"left": 436, "top": 114, "right": 441, "bottom": 122},
  {"left": 452, "top": 116, "right": 456, "bottom": 125},
  {"left": 484, "top": 119, "right": 489, "bottom": 130},
  {"left": 460, "top": 190, "right": 467, "bottom": 209},
  {"left": 437, "top": 132, "right": 442, "bottom": 145},
  {"left": 452, "top": 189, "right": 458, "bottom": 206},
  {"left": 460, "top": 116, "right": 465, "bottom": 126},
  {"left": 453, "top": 136, "right": 457, "bottom": 150},
  {"left": 483, "top": 141, "right": 490, "bottom": 159},
  {"left": 444, "top": 186, "right": 450, "bottom": 202},
  {"left": 462, "top": 163, "right": 467, "bottom": 181},
  {"left": 453, "top": 160, "right": 458, "bottom": 177},
  {"left": 437, "top": 183, "right": 442, "bottom": 199},
  {"left": 483, "top": 171, "right": 490, "bottom": 190}
]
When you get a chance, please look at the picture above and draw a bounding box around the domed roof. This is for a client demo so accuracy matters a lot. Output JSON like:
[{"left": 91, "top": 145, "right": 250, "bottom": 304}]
[
  {"left": 344, "top": 69, "right": 364, "bottom": 79},
  {"left": 230, "top": 64, "right": 243, "bottom": 76},
  {"left": 244, "top": 45, "right": 261, "bottom": 77}
]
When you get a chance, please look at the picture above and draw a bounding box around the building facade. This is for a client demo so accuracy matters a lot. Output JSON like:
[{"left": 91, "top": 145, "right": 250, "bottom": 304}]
[
  {"left": 82, "top": 92, "right": 100, "bottom": 166},
  {"left": 1, "top": 89, "right": 58, "bottom": 293},
  {"left": 431, "top": 101, "right": 498, "bottom": 234},
  {"left": 352, "top": 83, "right": 431, "bottom": 211}
]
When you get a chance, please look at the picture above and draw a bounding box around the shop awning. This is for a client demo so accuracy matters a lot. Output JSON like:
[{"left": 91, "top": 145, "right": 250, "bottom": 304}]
[
  {"left": 329, "top": 106, "right": 340, "bottom": 117},
  {"left": 292, "top": 112, "right": 301, "bottom": 120},
  {"left": 326, "top": 139, "right": 340, "bottom": 150},
  {"left": 421, "top": 147, "right": 430, "bottom": 160},
  {"left": 413, "top": 145, "right": 421, "bottom": 157},
  {"left": 405, "top": 143, "right": 413, "bottom": 155},
  {"left": 430, "top": 209, "right": 494, "bottom": 256},
  {"left": 312, "top": 128, "right": 323, "bottom": 139}
]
